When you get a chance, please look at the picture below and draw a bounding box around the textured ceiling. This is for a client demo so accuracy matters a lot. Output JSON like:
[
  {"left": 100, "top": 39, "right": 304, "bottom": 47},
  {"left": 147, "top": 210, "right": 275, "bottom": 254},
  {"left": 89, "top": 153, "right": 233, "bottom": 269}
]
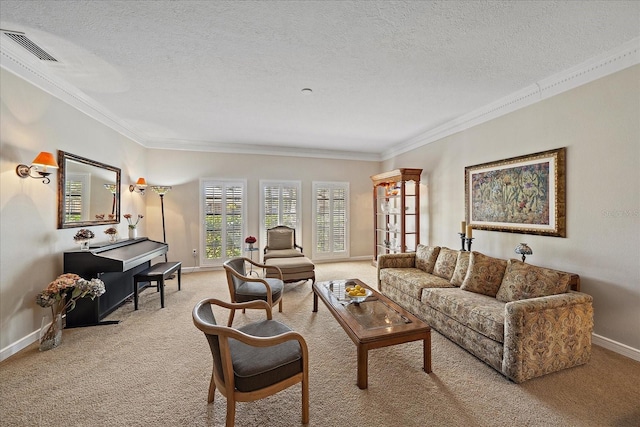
[{"left": 1, "top": 1, "right": 639, "bottom": 159}]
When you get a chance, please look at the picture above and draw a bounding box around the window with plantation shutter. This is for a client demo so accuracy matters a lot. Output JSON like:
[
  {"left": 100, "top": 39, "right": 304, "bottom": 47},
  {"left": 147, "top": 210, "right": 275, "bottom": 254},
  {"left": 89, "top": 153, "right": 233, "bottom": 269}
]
[
  {"left": 312, "top": 181, "right": 349, "bottom": 260},
  {"left": 260, "top": 180, "right": 301, "bottom": 252},
  {"left": 64, "top": 174, "right": 90, "bottom": 222},
  {"left": 200, "top": 179, "right": 246, "bottom": 266}
]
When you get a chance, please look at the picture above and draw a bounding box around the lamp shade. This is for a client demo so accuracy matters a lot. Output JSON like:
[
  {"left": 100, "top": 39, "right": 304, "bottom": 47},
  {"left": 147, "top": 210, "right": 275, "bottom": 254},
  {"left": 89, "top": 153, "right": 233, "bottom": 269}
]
[
  {"left": 514, "top": 243, "right": 533, "bottom": 255},
  {"left": 135, "top": 177, "right": 147, "bottom": 187},
  {"left": 31, "top": 152, "right": 58, "bottom": 169},
  {"left": 151, "top": 185, "right": 172, "bottom": 196}
]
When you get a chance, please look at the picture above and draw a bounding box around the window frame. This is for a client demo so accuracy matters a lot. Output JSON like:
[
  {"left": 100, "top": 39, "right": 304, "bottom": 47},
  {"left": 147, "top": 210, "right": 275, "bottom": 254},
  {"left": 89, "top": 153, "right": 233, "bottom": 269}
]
[
  {"left": 199, "top": 178, "right": 247, "bottom": 267},
  {"left": 259, "top": 180, "right": 302, "bottom": 254},
  {"left": 312, "top": 181, "right": 350, "bottom": 260}
]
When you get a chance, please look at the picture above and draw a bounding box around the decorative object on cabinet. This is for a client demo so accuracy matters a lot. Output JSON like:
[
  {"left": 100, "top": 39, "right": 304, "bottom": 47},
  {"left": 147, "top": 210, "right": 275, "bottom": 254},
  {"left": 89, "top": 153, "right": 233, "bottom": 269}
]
[
  {"left": 15, "top": 151, "right": 59, "bottom": 184},
  {"left": 514, "top": 243, "right": 533, "bottom": 262},
  {"left": 73, "top": 229, "right": 95, "bottom": 251},
  {"left": 151, "top": 185, "right": 172, "bottom": 262},
  {"left": 465, "top": 148, "right": 566, "bottom": 237},
  {"left": 129, "top": 177, "right": 147, "bottom": 195},
  {"left": 58, "top": 151, "right": 121, "bottom": 229},
  {"left": 36, "top": 273, "right": 106, "bottom": 350},
  {"left": 124, "top": 213, "right": 143, "bottom": 239},
  {"left": 371, "top": 168, "right": 422, "bottom": 266},
  {"left": 104, "top": 227, "right": 118, "bottom": 243}
]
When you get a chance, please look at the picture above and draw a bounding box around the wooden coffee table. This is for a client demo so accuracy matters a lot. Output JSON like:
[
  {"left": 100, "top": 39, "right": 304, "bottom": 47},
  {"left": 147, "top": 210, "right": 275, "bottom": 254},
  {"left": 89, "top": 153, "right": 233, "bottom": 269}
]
[{"left": 312, "top": 279, "right": 431, "bottom": 389}]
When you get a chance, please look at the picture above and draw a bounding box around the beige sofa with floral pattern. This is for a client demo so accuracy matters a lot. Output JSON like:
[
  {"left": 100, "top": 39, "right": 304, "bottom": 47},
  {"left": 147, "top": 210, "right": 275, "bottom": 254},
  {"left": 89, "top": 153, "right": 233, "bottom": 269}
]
[{"left": 377, "top": 245, "right": 593, "bottom": 383}]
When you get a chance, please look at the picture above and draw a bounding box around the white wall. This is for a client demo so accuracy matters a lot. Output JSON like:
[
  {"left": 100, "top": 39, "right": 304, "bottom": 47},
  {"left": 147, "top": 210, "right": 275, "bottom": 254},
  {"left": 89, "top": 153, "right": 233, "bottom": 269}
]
[{"left": 385, "top": 65, "right": 640, "bottom": 353}]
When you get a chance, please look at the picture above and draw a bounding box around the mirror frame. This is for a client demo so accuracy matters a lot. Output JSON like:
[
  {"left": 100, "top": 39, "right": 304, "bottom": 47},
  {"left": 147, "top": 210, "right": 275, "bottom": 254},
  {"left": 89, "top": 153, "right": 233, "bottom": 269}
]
[{"left": 57, "top": 150, "right": 121, "bottom": 229}]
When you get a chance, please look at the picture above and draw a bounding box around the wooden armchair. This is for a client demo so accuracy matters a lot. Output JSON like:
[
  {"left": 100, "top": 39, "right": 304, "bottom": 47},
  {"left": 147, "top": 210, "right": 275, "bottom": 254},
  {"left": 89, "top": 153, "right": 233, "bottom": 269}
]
[
  {"left": 192, "top": 298, "right": 309, "bottom": 426},
  {"left": 223, "top": 257, "right": 284, "bottom": 326}
]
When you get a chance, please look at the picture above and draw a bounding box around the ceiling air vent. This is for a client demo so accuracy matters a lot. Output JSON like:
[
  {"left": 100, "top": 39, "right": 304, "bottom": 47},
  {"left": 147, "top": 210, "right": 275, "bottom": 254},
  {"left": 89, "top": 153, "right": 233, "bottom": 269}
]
[{"left": 2, "top": 31, "right": 58, "bottom": 62}]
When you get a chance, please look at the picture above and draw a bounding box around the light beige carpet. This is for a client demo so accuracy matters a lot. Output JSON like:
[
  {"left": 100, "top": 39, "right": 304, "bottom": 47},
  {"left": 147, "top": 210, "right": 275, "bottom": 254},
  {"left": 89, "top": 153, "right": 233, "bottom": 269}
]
[{"left": 1, "top": 261, "right": 639, "bottom": 427}]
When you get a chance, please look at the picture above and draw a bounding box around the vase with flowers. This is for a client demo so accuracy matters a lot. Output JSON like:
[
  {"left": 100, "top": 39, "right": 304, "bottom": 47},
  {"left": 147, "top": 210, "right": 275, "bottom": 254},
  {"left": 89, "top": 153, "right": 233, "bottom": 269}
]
[
  {"left": 245, "top": 235, "right": 257, "bottom": 249},
  {"left": 124, "top": 213, "right": 144, "bottom": 239},
  {"left": 73, "top": 229, "right": 95, "bottom": 250},
  {"left": 36, "top": 273, "right": 106, "bottom": 351},
  {"left": 104, "top": 227, "right": 118, "bottom": 243}
]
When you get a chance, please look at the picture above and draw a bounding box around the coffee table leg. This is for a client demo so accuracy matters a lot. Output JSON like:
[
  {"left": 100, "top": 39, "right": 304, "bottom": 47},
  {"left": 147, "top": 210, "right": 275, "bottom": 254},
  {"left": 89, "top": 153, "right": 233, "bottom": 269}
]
[
  {"left": 313, "top": 291, "right": 318, "bottom": 312},
  {"left": 424, "top": 330, "right": 432, "bottom": 373},
  {"left": 357, "top": 345, "right": 368, "bottom": 389}
]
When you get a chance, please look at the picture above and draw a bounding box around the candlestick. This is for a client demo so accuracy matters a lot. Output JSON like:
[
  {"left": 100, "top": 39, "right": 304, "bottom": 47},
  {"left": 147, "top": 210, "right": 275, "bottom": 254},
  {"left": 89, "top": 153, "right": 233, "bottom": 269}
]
[
  {"left": 465, "top": 237, "right": 474, "bottom": 252},
  {"left": 458, "top": 232, "right": 466, "bottom": 251},
  {"left": 466, "top": 225, "right": 473, "bottom": 239},
  {"left": 460, "top": 221, "right": 466, "bottom": 234}
]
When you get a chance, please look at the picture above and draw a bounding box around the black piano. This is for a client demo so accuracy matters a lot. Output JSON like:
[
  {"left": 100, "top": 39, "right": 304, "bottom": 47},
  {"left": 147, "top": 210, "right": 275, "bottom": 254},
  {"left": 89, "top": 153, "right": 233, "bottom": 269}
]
[{"left": 63, "top": 237, "right": 168, "bottom": 327}]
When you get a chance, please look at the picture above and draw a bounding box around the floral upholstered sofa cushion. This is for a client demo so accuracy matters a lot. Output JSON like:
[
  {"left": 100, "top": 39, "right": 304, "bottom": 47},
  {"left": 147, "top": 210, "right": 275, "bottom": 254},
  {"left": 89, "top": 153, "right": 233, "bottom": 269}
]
[
  {"left": 460, "top": 252, "right": 507, "bottom": 297},
  {"left": 432, "top": 247, "right": 459, "bottom": 281},
  {"left": 449, "top": 251, "right": 470, "bottom": 286},
  {"left": 415, "top": 245, "right": 440, "bottom": 273},
  {"left": 496, "top": 259, "right": 572, "bottom": 302}
]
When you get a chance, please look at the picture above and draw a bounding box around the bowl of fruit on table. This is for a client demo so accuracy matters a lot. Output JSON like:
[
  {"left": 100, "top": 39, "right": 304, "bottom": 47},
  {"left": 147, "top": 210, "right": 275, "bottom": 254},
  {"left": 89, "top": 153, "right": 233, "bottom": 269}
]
[{"left": 344, "top": 283, "right": 373, "bottom": 304}]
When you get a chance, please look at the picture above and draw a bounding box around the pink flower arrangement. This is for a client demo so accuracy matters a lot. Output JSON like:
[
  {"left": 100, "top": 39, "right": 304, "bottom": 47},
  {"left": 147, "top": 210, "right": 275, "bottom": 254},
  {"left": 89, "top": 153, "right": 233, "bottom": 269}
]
[{"left": 124, "top": 213, "right": 144, "bottom": 229}]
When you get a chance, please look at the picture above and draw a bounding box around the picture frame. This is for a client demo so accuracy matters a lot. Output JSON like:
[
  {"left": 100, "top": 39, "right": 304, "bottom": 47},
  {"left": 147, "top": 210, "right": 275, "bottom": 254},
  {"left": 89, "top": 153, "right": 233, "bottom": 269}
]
[{"left": 465, "top": 147, "right": 566, "bottom": 237}]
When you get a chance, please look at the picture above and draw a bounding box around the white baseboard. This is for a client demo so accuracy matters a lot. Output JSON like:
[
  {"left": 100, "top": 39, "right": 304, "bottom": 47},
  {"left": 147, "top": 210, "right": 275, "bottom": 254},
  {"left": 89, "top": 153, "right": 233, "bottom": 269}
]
[
  {"left": 0, "top": 330, "right": 39, "bottom": 362},
  {"left": 592, "top": 334, "right": 640, "bottom": 362}
]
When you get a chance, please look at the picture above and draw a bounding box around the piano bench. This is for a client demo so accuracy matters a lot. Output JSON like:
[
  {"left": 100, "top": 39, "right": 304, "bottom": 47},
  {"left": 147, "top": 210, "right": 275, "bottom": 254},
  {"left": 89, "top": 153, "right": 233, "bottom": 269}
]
[{"left": 133, "top": 261, "right": 182, "bottom": 310}]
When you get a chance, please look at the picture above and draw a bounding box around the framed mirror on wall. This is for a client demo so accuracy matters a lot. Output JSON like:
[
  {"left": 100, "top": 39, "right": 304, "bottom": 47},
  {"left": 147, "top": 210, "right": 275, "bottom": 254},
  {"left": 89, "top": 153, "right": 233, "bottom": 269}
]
[{"left": 57, "top": 151, "right": 121, "bottom": 229}]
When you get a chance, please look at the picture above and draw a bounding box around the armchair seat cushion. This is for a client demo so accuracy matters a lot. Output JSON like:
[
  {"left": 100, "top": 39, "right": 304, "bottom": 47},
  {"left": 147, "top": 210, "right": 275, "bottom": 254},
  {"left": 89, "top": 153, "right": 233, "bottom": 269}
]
[
  {"left": 263, "top": 248, "right": 305, "bottom": 261},
  {"left": 235, "top": 279, "right": 284, "bottom": 303},
  {"left": 231, "top": 320, "right": 304, "bottom": 392}
]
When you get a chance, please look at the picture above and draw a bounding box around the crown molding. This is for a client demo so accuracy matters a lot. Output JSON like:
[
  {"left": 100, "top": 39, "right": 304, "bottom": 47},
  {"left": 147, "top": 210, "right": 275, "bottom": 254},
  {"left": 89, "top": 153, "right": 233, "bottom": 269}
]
[
  {"left": 146, "top": 138, "right": 382, "bottom": 161},
  {"left": 382, "top": 37, "right": 640, "bottom": 160}
]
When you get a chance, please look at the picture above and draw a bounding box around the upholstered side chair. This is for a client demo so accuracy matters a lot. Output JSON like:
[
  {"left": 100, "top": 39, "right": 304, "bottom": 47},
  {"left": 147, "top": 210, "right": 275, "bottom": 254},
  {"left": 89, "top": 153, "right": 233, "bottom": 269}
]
[
  {"left": 192, "top": 298, "right": 309, "bottom": 426},
  {"left": 223, "top": 257, "right": 284, "bottom": 326},
  {"left": 263, "top": 225, "right": 305, "bottom": 261}
]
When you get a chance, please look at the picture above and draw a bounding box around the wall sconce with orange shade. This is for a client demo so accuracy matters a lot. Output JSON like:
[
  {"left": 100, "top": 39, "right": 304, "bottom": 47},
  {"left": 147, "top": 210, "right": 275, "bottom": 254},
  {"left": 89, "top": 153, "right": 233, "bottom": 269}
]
[
  {"left": 129, "top": 177, "right": 147, "bottom": 195},
  {"left": 16, "top": 151, "right": 59, "bottom": 184}
]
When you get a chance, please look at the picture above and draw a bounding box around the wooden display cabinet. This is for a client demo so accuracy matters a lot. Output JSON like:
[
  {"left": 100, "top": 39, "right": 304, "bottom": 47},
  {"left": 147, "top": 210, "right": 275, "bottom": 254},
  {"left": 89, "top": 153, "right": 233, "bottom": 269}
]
[{"left": 371, "top": 168, "right": 422, "bottom": 266}]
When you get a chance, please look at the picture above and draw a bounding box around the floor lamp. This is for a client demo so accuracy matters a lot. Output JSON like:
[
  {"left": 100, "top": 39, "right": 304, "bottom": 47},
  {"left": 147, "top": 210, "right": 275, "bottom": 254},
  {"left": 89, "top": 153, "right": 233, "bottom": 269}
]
[{"left": 151, "top": 185, "right": 172, "bottom": 262}]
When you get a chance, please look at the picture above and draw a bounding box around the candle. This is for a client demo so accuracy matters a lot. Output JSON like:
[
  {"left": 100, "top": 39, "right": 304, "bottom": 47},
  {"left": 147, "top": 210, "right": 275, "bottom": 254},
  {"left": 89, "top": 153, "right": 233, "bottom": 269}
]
[
  {"left": 460, "top": 221, "right": 466, "bottom": 234},
  {"left": 466, "top": 225, "right": 473, "bottom": 238}
]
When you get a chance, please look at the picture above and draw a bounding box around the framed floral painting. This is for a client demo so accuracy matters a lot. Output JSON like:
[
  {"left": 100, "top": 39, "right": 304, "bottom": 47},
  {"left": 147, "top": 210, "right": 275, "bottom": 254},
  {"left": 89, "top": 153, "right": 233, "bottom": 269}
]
[{"left": 465, "top": 147, "right": 566, "bottom": 237}]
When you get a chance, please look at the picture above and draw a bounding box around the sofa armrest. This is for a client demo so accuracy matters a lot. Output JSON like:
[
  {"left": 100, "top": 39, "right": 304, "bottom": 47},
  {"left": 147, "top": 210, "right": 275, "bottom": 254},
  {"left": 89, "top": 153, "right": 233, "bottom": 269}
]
[
  {"left": 377, "top": 252, "right": 416, "bottom": 269},
  {"left": 503, "top": 291, "right": 593, "bottom": 383},
  {"left": 377, "top": 252, "right": 417, "bottom": 288}
]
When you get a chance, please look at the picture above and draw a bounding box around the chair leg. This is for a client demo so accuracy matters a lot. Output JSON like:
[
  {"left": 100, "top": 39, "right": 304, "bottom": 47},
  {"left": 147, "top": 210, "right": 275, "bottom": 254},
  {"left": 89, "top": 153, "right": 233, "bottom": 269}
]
[
  {"left": 227, "top": 310, "right": 235, "bottom": 327},
  {"left": 278, "top": 298, "right": 283, "bottom": 313},
  {"left": 225, "top": 396, "right": 236, "bottom": 427},
  {"left": 207, "top": 373, "right": 216, "bottom": 403},
  {"left": 302, "top": 375, "right": 309, "bottom": 424}
]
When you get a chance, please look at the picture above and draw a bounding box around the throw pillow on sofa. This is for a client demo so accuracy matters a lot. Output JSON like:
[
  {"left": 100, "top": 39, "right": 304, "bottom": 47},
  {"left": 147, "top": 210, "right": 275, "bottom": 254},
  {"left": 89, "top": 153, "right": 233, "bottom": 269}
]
[
  {"left": 432, "top": 247, "right": 459, "bottom": 280},
  {"left": 460, "top": 252, "right": 507, "bottom": 297},
  {"left": 415, "top": 245, "right": 440, "bottom": 273},
  {"left": 450, "top": 251, "right": 470, "bottom": 286},
  {"left": 496, "top": 259, "right": 572, "bottom": 302}
]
